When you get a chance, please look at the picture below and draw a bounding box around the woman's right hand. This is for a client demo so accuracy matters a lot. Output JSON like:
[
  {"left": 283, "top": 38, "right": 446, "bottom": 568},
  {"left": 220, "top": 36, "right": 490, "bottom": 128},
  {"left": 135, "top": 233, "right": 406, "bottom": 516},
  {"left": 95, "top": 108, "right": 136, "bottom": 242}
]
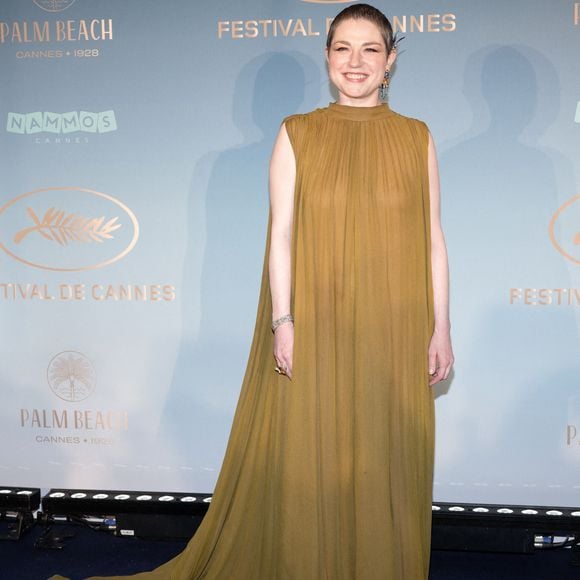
[{"left": 273, "top": 322, "right": 294, "bottom": 379}]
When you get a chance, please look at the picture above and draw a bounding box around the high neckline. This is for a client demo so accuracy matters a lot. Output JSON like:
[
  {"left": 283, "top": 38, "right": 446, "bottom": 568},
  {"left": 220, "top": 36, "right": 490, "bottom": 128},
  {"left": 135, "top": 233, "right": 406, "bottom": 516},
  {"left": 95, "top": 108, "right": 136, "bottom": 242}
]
[{"left": 327, "top": 102, "right": 394, "bottom": 121}]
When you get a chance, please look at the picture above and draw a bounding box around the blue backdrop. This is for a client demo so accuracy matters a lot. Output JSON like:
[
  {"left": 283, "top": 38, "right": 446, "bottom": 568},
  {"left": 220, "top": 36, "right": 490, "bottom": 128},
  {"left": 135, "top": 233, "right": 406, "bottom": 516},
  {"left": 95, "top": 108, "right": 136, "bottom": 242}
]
[{"left": 1, "top": 0, "right": 579, "bottom": 507}]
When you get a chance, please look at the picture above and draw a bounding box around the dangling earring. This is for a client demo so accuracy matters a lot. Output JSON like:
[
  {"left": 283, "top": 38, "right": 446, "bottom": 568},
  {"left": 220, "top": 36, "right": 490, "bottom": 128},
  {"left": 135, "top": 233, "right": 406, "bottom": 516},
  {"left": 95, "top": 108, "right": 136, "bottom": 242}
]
[{"left": 379, "top": 69, "right": 390, "bottom": 102}]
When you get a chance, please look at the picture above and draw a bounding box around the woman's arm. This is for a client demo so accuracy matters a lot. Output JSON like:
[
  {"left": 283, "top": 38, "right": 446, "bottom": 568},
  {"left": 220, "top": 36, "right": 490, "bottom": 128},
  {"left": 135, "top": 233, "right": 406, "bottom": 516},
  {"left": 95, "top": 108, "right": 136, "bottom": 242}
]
[
  {"left": 427, "top": 131, "right": 454, "bottom": 385},
  {"left": 269, "top": 122, "right": 296, "bottom": 379}
]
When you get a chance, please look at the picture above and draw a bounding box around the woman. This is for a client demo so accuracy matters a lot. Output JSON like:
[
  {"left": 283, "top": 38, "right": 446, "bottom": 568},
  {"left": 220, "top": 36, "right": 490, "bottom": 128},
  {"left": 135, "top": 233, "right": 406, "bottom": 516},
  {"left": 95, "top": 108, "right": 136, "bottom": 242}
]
[{"left": 83, "top": 3, "right": 453, "bottom": 579}]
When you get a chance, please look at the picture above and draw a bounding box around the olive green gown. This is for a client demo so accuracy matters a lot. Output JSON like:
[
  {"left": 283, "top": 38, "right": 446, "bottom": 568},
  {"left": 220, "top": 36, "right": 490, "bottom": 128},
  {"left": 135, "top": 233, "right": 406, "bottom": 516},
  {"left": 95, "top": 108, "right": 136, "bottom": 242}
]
[{"left": 91, "top": 103, "right": 435, "bottom": 579}]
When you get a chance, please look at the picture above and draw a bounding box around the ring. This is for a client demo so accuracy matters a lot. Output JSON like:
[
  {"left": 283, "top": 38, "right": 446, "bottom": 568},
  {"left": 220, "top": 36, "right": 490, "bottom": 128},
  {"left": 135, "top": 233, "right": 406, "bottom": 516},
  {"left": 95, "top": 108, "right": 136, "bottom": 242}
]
[{"left": 275, "top": 366, "right": 286, "bottom": 375}]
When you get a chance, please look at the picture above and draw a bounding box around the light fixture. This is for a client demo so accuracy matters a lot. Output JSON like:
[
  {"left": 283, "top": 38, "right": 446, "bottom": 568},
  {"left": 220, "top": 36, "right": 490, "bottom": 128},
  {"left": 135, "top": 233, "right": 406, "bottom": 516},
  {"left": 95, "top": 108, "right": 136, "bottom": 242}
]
[
  {"left": 431, "top": 501, "right": 580, "bottom": 557},
  {"left": 0, "top": 487, "right": 41, "bottom": 540},
  {"left": 41, "top": 489, "right": 212, "bottom": 539}
]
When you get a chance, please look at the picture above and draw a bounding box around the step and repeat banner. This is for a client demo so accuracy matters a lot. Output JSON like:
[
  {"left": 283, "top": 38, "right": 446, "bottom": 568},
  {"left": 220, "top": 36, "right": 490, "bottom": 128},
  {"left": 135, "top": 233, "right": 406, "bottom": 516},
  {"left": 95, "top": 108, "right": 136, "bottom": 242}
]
[{"left": 0, "top": 0, "right": 579, "bottom": 506}]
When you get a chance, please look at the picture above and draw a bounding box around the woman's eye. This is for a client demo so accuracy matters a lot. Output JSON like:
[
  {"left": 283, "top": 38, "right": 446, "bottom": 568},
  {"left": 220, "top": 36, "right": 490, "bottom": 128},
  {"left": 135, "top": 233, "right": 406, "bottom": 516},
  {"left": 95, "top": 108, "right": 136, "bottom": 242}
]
[
  {"left": 365, "top": 48, "right": 379, "bottom": 53},
  {"left": 335, "top": 46, "right": 348, "bottom": 52}
]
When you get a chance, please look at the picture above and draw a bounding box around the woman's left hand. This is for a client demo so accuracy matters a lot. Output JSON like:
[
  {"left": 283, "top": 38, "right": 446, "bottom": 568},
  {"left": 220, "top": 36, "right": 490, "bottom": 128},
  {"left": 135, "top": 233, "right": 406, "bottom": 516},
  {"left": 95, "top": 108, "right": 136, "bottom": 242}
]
[{"left": 428, "top": 328, "right": 454, "bottom": 385}]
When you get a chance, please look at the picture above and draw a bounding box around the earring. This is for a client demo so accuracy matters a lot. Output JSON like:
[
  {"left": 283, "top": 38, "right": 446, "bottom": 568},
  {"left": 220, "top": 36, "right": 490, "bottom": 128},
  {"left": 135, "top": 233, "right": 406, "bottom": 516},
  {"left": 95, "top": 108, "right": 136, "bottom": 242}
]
[{"left": 379, "top": 69, "right": 390, "bottom": 102}]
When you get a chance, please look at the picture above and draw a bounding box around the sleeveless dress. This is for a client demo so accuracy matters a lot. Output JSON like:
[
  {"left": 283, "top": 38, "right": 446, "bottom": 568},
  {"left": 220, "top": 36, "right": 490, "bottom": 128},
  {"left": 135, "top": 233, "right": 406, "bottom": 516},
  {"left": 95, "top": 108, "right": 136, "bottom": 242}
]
[{"left": 90, "top": 103, "right": 435, "bottom": 580}]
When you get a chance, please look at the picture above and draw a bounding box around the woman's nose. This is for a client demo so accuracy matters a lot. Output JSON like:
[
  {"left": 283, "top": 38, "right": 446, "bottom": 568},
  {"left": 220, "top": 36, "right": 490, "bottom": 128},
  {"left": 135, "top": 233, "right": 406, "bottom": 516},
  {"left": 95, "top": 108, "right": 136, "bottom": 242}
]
[{"left": 348, "top": 49, "right": 362, "bottom": 67}]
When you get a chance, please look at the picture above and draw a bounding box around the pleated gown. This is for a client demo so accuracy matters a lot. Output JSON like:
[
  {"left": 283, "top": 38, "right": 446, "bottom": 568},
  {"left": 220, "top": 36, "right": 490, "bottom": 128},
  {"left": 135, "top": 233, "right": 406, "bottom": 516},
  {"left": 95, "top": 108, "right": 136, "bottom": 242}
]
[{"left": 92, "top": 102, "right": 435, "bottom": 580}]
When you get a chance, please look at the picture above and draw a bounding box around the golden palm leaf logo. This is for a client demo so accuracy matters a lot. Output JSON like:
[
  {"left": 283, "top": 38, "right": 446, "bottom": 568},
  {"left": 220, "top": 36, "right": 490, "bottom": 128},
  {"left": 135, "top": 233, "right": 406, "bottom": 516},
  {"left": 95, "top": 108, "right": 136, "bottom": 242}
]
[
  {"left": 14, "top": 207, "right": 121, "bottom": 246},
  {"left": 47, "top": 351, "right": 96, "bottom": 402},
  {"left": 0, "top": 187, "right": 139, "bottom": 272}
]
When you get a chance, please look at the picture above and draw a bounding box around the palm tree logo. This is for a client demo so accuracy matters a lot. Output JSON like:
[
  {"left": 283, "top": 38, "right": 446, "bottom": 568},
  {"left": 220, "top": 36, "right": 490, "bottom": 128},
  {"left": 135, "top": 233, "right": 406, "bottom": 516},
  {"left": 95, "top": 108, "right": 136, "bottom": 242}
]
[
  {"left": 33, "top": 1, "right": 77, "bottom": 13},
  {"left": 47, "top": 351, "right": 96, "bottom": 402}
]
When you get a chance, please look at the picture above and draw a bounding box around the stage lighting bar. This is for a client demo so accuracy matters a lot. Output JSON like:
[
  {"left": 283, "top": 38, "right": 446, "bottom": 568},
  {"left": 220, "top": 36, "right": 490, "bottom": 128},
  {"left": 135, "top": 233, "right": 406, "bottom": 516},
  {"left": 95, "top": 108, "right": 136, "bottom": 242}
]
[
  {"left": 41, "top": 489, "right": 213, "bottom": 539},
  {"left": 431, "top": 502, "right": 580, "bottom": 533},
  {"left": 39, "top": 493, "right": 580, "bottom": 547},
  {"left": 0, "top": 487, "right": 41, "bottom": 512},
  {"left": 431, "top": 502, "right": 580, "bottom": 554},
  {"left": 42, "top": 489, "right": 212, "bottom": 517}
]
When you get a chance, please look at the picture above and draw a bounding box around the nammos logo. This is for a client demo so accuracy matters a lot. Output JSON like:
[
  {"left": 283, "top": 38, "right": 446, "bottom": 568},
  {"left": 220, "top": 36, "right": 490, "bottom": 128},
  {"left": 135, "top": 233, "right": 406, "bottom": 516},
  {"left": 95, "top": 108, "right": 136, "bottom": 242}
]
[
  {"left": 0, "top": 187, "right": 139, "bottom": 272},
  {"left": 549, "top": 195, "right": 580, "bottom": 265},
  {"left": 6, "top": 111, "right": 117, "bottom": 135},
  {"left": 47, "top": 351, "right": 96, "bottom": 402},
  {"left": 33, "top": 0, "right": 76, "bottom": 12}
]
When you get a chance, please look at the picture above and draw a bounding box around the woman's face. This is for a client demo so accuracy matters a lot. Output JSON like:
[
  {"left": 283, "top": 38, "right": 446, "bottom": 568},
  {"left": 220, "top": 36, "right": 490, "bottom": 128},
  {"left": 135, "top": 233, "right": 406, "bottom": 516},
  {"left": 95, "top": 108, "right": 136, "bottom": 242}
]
[{"left": 326, "top": 18, "right": 396, "bottom": 107}]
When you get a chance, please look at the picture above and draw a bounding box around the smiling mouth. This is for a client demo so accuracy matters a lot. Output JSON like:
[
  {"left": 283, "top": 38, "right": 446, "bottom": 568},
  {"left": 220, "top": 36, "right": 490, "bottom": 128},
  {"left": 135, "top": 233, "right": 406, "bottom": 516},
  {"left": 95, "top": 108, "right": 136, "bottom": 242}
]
[{"left": 343, "top": 73, "right": 369, "bottom": 81}]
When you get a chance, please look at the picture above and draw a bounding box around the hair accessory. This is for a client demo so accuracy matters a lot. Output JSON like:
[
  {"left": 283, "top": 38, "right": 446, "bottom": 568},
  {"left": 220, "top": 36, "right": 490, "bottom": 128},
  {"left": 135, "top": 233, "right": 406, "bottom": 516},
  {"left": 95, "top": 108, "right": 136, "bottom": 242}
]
[{"left": 392, "top": 32, "right": 405, "bottom": 51}]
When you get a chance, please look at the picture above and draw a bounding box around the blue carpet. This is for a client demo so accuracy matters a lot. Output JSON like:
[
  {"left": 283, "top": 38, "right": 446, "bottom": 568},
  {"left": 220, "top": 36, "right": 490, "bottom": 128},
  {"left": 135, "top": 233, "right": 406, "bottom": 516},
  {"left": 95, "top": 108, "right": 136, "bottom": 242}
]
[{"left": 0, "top": 523, "right": 577, "bottom": 579}]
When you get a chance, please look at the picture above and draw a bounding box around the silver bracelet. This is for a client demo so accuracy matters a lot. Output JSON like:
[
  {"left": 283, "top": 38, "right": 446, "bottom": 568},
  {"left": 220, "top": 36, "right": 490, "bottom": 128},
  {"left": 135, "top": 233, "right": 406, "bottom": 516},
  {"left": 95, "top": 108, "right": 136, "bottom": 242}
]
[{"left": 272, "top": 314, "right": 294, "bottom": 333}]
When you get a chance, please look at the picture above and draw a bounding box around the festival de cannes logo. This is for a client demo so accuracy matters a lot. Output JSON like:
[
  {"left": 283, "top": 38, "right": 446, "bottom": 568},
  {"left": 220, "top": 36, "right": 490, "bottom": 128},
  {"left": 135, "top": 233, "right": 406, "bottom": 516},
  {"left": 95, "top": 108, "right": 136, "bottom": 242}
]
[
  {"left": 0, "top": 187, "right": 139, "bottom": 272},
  {"left": 549, "top": 195, "right": 580, "bottom": 265},
  {"left": 47, "top": 351, "right": 96, "bottom": 402},
  {"left": 33, "top": 0, "right": 76, "bottom": 12}
]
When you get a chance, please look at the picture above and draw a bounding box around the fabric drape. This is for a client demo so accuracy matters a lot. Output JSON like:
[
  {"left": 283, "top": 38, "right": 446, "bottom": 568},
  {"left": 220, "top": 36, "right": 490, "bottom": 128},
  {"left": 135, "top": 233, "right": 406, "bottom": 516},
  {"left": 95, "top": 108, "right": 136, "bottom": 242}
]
[{"left": 88, "top": 102, "right": 435, "bottom": 580}]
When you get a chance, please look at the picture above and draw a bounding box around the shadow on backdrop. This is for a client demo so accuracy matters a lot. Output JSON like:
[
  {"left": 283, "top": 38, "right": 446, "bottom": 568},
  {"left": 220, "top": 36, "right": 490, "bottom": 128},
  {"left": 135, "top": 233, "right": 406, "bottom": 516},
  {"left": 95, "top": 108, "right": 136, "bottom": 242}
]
[
  {"left": 437, "top": 45, "right": 579, "bottom": 504},
  {"left": 159, "top": 52, "right": 321, "bottom": 491}
]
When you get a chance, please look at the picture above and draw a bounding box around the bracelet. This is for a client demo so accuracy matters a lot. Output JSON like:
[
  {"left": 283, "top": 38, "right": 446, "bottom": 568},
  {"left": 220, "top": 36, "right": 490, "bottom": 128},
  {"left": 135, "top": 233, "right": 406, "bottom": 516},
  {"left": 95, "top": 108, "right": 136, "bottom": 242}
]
[{"left": 272, "top": 314, "right": 294, "bottom": 333}]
